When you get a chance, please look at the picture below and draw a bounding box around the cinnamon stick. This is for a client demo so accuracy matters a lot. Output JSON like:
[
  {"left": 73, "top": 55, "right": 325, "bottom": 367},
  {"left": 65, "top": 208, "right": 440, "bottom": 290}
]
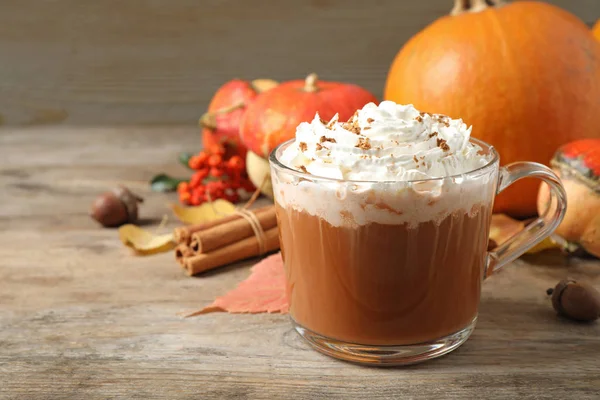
[
  {"left": 189, "top": 236, "right": 200, "bottom": 253},
  {"left": 183, "top": 226, "right": 279, "bottom": 276},
  {"left": 175, "top": 243, "right": 195, "bottom": 266},
  {"left": 173, "top": 205, "right": 273, "bottom": 245},
  {"left": 191, "top": 207, "right": 277, "bottom": 253}
]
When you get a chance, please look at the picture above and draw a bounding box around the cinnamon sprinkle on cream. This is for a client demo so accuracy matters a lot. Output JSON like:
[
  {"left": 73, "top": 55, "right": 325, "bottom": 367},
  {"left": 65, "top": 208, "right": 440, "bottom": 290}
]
[
  {"left": 437, "top": 138, "right": 450, "bottom": 151},
  {"left": 298, "top": 165, "right": 309, "bottom": 174},
  {"left": 299, "top": 142, "right": 307, "bottom": 152},
  {"left": 320, "top": 136, "right": 337, "bottom": 144},
  {"left": 342, "top": 122, "right": 361, "bottom": 134},
  {"left": 415, "top": 115, "right": 423, "bottom": 123},
  {"left": 367, "top": 118, "right": 375, "bottom": 123},
  {"left": 435, "top": 115, "right": 450, "bottom": 127},
  {"left": 315, "top": 143, "right": 323, "bottom": 151},
  {"left": 355, "top": 137, "right": 372, "bottom": 150}
]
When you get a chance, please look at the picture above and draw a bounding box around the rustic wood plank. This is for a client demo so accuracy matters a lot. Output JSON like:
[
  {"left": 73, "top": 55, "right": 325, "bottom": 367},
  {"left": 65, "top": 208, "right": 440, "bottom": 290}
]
[
  {"left": 0, "top": 0, "right": 598, "bottom": 126},
  {"left": 0, "top": 126, "right": 599, "bottom": 399}
]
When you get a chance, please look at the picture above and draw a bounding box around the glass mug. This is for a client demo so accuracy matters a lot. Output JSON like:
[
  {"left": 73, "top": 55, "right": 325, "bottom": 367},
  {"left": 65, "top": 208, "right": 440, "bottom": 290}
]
[{"left": 269, "top": 138, "right": 566, "bottom": 366}]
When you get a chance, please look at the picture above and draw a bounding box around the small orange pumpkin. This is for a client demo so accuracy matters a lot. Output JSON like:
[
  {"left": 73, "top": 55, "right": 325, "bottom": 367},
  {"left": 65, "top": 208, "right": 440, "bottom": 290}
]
[
  {"left": 385, "top": 0, "right": 600, "bottom": 217},
  {"left": 240, "top": 73, "right": 377, "bottom": 158},
  {"left": 538, "top": 139, "right": 600, "bottom": 258},
  {"left": 200, "top": 79, "right": 277, "bottom": 158}
]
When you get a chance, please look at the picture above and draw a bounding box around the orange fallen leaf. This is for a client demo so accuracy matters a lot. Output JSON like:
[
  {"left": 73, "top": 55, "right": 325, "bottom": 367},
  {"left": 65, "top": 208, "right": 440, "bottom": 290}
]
[
  {"left": 118, "top": 224, "right": 175, "bottom": 255},
  {"left": 186, "top": 252, "right": 289, "bottom": 316},
  {"left": 170, "top": 199, "right": 237, "bottom": 224}
]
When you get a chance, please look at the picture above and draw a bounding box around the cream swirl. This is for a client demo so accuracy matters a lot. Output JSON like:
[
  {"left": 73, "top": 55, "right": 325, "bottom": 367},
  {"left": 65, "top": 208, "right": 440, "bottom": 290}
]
[{"left": 279, "top": 101, "right": 490, "bottom": 181}]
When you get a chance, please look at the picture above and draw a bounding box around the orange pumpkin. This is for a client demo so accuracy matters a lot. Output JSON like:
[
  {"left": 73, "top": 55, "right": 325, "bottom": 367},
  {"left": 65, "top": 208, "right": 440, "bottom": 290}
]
[
  {"left": 201, "top": 79, "right": 277, "bottom": 158},
  {"left": 594, "top": 20, "right": 600, "bottom": 41},
  {"left": 538, "top": 139, "right": 600, "bottom": 258},
  {"left": 384, "top": 0, "right": 600, "bottom": 217},
  {"left": 240, "top": 73, "right": 378, "bottom": 158}
]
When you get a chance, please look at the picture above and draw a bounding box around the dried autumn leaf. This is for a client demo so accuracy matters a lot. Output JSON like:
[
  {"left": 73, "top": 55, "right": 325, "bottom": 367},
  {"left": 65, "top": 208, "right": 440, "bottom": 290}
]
[
  {"left": 119, "top": 224, "right": 175, "bottom": 255},
  {"left": 186, "top": 252, "right": 288, "bottom": 316},
  {"left": 170, "top": 199, "right": 237, "bottom": 224}
]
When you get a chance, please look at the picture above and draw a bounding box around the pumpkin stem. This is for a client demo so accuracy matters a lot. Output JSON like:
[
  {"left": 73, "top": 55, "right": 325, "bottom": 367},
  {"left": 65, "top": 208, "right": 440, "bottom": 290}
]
[
  {"left": 451, "top": 0, "right": 503, "bottom": 15},
  {"left": 199, "top": 100, "right": 245, "bottom": 129},
  {"left": 304, "top": 73, "right": 319, "bottom": 92}
]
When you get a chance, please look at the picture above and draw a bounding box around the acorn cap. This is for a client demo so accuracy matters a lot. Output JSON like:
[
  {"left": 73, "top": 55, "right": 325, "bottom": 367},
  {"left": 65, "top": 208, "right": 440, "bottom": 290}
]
[{"left": 112, "top": 185, "right": 144, "bottom": 222}]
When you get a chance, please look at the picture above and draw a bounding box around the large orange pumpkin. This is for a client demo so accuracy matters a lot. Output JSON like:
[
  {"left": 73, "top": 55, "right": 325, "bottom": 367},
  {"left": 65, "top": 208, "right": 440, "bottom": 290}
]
[{"left": 385, "top": 0, "right": 600, "bottom": 217}]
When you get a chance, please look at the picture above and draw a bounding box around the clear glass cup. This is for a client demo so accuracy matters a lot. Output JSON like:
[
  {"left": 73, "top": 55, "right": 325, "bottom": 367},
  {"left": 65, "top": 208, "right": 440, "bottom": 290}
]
[{"left": 269, "top": 138, "right": 567, "bottom": 366}]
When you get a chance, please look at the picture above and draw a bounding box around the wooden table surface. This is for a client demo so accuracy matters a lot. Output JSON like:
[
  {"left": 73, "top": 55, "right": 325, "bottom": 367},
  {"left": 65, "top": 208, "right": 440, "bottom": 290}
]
[{"left": 1, "top": 126, "right": 599, "bottom": 399}]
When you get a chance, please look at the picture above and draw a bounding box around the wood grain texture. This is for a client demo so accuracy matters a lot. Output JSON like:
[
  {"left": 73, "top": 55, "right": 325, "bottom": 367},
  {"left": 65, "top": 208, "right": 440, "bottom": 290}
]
[
  {"left": 0, "top": 126, "right": 600, "bottom": 399},
  {"left": 0, "top": 0, "right": 598, "bottom": 126}
]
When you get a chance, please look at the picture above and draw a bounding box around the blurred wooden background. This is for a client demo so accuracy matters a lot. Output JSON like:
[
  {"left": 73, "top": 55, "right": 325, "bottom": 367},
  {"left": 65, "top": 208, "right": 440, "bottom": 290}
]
[{"left": 0, "top": 0, "right": 598, "bottom": 126}]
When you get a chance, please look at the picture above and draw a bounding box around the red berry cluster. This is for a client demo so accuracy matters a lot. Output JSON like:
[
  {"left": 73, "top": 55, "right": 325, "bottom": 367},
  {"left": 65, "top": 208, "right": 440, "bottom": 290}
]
[{"left": 178, "top": 145, "right": 254, "bottom": 206}]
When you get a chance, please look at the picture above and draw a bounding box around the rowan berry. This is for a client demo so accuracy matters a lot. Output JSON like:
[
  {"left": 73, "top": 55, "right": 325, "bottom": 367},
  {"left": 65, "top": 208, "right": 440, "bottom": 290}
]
[
  {"left": 189, "top": 172, "right": 204, "bottom": 188},
  {"left": 210, "top": 167, "right": 224, "bottom": 177},
  {"left": 209, "top": 144, "right": 226, "bottom": 156},
  {"left": 208, "top": 154, "right": 223, "bottom": 168},
  {"left": 177, "top": 181, "right": 190, "bottom": 193},
  {"left": 227, "top": 155, "right": 244, "bottom": 171},
  {"left": 179, "top": 191, "right": 191, "bottom": 205}
]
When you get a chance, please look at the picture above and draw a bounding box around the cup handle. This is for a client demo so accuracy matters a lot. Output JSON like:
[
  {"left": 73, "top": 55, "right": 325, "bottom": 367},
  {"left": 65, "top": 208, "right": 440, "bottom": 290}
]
[{"left": 484, "top": 162, "right": 567, "bottom": 279}]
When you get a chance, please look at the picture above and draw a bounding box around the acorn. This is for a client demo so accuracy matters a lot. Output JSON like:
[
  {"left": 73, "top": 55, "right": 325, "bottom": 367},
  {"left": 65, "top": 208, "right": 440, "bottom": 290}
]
[
  {"left": 90, "top": 186, "right": 144, "bottom": 227},
  {"left": 549, "top": 279, "right": 600, "bottom": 322}
]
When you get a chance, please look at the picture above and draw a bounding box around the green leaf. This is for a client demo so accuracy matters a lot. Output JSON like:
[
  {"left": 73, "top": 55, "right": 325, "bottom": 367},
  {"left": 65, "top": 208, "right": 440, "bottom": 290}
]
[
  {"left": 150, "top": 174, "right": 186, "bottom": 192},
  {"left": 178, "top": 152, "right": 194, "bottom": 169}
]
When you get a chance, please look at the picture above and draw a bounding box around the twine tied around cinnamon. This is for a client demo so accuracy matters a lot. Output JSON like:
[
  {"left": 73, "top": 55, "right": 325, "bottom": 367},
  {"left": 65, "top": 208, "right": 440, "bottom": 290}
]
[{"left": 234, "top": 208, "right": 268, "bottom": 255}]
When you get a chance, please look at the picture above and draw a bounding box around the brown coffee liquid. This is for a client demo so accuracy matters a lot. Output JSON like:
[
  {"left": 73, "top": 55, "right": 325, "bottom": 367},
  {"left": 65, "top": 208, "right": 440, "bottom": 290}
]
[{"left": 276, "top": 204, "right": 492, "bottom": 346}]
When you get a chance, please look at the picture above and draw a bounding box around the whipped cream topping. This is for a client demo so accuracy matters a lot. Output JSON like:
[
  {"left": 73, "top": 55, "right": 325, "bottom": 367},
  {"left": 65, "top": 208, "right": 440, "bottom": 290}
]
[
  {"left": 273, "top": 101, "right": 496, "bottom": 227},
  {"left": 280, "top": 101, "right": 490, "bottom": 181}
]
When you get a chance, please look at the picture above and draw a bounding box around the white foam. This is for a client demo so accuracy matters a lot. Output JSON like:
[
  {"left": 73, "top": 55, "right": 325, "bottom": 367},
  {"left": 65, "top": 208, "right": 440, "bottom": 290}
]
[
  {"left": 280, "top": 101, "right": 489, "bottom": 181},
  {"left": 273, "top": 101, "right": 496, "bottom": 227}
]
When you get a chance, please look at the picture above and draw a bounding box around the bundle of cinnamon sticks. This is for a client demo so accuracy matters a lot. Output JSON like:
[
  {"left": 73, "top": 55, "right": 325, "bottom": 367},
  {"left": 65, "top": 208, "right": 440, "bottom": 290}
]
[{"left": 174, "top": 205, "right": 280, "bottom": 276}]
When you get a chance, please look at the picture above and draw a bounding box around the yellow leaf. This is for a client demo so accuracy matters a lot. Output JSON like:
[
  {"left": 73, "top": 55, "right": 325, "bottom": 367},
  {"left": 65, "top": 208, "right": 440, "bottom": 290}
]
[
  {"left": 170, "top": 199, "right": 237, "bottom": 224},
  {"left": 119, "top": 224, "right": 175, "bottom": 255},
  {"left": 526, "top": 236, "right": 561, "bottom": 254},
  {"left": 489, "top": 214, "right": 562, "bottom": 254}
]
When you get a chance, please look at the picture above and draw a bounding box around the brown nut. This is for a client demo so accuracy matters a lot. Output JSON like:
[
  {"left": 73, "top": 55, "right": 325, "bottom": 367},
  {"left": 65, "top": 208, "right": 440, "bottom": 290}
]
[
  {"left": 550, "top": 279, "right": 600, "bottom": 322},
  {"left": 91, "top": 186, "right": 143, "bottom": 227}
]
